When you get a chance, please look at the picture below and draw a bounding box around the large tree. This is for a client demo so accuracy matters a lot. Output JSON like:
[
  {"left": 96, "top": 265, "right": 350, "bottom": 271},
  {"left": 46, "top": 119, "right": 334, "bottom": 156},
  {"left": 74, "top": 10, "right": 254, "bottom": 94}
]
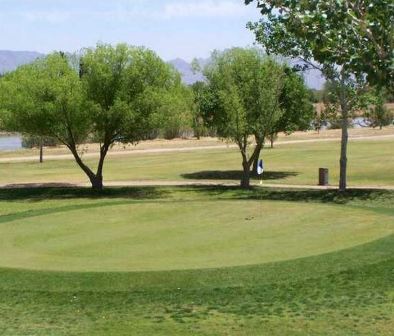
[
  {"left": 244, "top": 0, "right": 392, "bottom": 191},
  {"left": 201, "top": 48, "right": 312, "bottom": 188},
  {"left": 0, "top": 44, "right": 186, "bottom": 190}
]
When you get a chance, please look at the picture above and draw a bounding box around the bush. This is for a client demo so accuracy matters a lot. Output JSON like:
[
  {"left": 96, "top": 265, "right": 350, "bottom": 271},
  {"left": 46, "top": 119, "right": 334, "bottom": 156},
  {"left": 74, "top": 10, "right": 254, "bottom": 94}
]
[
  {"left": 22, "top": 135, "right": 59, "bottom": 149},
  {"left": 367, "top": 105, "right": 393, "bottom": 129}
]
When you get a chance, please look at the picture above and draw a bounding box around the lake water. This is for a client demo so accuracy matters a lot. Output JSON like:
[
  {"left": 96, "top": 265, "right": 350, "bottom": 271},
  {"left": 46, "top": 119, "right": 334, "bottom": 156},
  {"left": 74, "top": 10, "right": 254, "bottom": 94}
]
[{"left": 0, "top": 135, "right": 22, "bottom": 151}]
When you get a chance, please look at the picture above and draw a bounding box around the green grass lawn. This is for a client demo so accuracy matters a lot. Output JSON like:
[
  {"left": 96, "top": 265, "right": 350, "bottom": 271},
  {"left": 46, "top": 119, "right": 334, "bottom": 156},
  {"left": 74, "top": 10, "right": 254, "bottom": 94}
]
[
  {"left": 1, "top": 139, "right": 393, "bottom": 187},
  {"left": 0, "top": 187, "right": 393, "bottom": 335}
]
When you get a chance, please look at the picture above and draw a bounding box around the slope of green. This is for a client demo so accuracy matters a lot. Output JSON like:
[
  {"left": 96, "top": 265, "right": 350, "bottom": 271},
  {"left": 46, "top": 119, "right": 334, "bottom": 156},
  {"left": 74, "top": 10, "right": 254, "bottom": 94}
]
[{"left": 0, "top": 199, "right": 392, "bottom": 272}]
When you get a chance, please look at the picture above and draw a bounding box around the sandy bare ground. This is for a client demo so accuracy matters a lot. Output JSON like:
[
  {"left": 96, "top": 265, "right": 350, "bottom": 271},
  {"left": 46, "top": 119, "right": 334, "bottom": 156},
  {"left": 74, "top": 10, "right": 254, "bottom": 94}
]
[
  {"left": 1, "top": 133, "right": 394, "bottom": 164},
  {"left": 1, "top": 180, "right": 393, "bottom": 191},
  {"left": 1, "top": 126, "right": 393, "bottom": 159}
]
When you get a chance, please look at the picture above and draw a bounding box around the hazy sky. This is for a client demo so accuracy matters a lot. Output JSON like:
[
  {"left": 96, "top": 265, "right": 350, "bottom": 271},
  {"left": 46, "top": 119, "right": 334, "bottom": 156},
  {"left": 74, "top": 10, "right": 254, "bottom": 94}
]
[{"left": 0, "top": 0, "right": 261, "bottom": 61}]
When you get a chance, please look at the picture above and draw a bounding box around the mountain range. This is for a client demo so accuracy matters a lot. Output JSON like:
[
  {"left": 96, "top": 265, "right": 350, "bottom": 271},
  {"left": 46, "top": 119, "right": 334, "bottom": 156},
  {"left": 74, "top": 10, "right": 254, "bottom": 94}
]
[
  {"left": 0, "top": 50, "right": 44, "bottom": 74},
  {"left": 0, "top": 50, "right": 324, "bottom": 89}
]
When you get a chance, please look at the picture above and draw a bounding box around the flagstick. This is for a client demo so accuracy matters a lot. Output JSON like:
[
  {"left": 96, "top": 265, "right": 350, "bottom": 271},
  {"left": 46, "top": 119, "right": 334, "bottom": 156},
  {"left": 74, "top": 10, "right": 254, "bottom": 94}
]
[
  {"left": 260, "top": 174, "right": 263, "bottom": 217},
  {"left": 256, "top": 158, "right": 264, "bottom": 218}
]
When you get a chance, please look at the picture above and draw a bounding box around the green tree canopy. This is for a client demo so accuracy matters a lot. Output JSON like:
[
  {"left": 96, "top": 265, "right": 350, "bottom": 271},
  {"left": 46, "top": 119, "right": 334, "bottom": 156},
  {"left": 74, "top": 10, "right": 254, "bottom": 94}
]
[
  {"left": 266, "top": 67, "right": 314, "bottom": 150},
  {"left": 201, "top": 48, "right": 312, "bottom": 188},
  {"left": 0, "top": 44, "right": 188, "bottom": 189},
  {"left": 246, "top": 0, "right": 394, "bottom": 92},
  {"left": 191, "top": 81, "right": 213, "bottom": 139},
  {"left": 0, "top": 53, "right": 89, "bottom": 142}
]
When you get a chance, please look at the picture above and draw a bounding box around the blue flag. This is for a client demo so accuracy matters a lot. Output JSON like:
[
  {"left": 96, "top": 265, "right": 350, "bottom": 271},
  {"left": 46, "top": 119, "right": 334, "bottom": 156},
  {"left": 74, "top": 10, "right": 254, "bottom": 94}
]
[{"left": 257, "top": 159, "right": 264, "bottom": 175}]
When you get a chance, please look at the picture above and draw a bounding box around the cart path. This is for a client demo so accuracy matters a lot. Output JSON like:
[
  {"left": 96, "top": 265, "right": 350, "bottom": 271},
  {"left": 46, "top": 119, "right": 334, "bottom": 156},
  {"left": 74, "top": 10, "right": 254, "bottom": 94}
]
[
  {"left": 1, "top": 180, "right": 393, "bottom": 191},
  {"left": 1, "top": 133, "right": 394, "bottom": 163}
]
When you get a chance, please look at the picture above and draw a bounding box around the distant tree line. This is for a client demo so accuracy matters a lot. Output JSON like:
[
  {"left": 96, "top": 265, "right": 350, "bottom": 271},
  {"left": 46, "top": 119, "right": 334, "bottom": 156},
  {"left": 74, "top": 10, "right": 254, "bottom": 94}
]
[{"left": 310, "top": 84, "right": 394, "bottom": 132}]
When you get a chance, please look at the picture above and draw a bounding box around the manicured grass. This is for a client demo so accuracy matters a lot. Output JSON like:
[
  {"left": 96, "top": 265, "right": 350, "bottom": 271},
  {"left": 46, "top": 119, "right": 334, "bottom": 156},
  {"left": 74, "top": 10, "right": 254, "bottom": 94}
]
[
  {"left": 1, "top": 139, "right": 393, "bottom": 187},
  {"left": 0, "top": 196, "right": 392, "bottom": 272},
  {"left": 0, "top": 187, "right": 393, "bottom": 335}
]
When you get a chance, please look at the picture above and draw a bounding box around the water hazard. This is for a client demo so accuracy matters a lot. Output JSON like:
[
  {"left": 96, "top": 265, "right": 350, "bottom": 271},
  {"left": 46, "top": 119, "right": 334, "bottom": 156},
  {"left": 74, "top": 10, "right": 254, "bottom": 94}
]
[{"left": 0, "top": 135, "right": 22, "bottom": 150}]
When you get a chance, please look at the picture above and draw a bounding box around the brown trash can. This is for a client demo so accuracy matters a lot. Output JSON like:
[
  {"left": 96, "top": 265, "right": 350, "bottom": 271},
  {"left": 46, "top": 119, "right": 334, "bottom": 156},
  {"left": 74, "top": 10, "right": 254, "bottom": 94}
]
[{"left": 318, "top": 168, "right": 329, "bottom": 186}]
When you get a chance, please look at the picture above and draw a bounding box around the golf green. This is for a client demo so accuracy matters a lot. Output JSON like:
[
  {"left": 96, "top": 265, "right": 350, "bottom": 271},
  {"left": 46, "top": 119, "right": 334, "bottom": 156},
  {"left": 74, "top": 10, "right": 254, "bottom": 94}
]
[{"left": 0, "top": 200, "right": 392, "bottom": 272}]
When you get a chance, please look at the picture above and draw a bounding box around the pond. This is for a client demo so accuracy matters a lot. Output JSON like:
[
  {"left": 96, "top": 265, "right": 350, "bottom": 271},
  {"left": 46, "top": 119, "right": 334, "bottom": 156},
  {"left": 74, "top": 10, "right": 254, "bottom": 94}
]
[{"left": 0, "top": 135, "right": 22, "bottom": 151}]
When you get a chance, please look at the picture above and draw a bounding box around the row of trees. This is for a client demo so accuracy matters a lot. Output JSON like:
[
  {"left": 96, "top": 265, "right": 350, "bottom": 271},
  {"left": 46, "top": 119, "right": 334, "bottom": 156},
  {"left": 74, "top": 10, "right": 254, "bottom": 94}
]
[
  {"left": 311, "top": 84, "right": 393, "bottom": 131},
  {"left": 0, "top": 44, "right": 314, "bottom": 190}
]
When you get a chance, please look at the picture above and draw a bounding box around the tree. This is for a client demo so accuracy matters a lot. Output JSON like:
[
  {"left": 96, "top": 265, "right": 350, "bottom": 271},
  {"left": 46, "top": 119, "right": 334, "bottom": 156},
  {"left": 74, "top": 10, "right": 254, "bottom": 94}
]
[
  {"left": 268, "top": 68, "right": 313, "bottom": 144},
  {"left": 201, "top": 48, "right": 312, "bottom": 188},
  {"left": 313, "top": 105, "right": 325, "bottom": 134},
  {"left": 0, "top": 53, "right": 91, "bottom": 171},
  {"left": 366, "top": 89, "right": 394, "bottom": 129},
  {"left": 157, "top": 84, "right": 194, "bottom": 140},
  {"left": 244, "top": 0, "right": 390, "bottom": 191},
  {"left": 309, "top": 89, "right": 324, "bottom": 104},
  {"left": 191, "top": 81, "right": 212, "bottom": 139},
  {"left": 21, "top": 135, "right": 59, "bottom": 163},
  {"left": 0, "top": 44, "right": 185, "bottom": 190}
]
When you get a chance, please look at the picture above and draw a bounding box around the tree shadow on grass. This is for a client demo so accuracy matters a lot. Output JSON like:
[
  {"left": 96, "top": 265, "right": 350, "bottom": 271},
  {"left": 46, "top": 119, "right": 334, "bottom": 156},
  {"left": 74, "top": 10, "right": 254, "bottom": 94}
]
[
  {"left": 181, "top": 170, "right": 299, "bottom": 181},
  {"left": 175, "top": 185, "right": 394, "bottom": 206},
  {"left": 0, "top": 186, "right": 169, "bottom": 202},
  {"left": 0, "top": 184, "right": 392, "bottom": 207}
]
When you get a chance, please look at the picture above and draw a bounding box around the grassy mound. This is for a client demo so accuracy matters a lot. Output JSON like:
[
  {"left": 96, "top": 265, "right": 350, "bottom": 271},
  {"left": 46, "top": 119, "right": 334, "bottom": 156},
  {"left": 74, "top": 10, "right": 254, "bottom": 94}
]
[{"left": 0, "top": 198, "right": 392, "bottom": 272}]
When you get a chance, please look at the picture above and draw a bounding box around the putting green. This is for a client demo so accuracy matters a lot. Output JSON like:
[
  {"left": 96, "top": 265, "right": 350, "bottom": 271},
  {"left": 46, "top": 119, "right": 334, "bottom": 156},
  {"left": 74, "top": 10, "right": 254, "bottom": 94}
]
[{"left": 0, "top": 200, "right": 392, "bottom": 272}]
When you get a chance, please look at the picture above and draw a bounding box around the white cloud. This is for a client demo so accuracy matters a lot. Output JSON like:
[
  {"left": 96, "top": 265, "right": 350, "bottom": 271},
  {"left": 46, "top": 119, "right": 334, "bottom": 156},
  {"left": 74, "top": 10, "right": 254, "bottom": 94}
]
[
  {"left": 14, "top": 1, "right": 251, "bottom": 24},
  {"left": 21, "top": 10, "right": 73, "bottom": 23},
  {"left": 162, "top": 0, "right": 248, "bottom": 18}
]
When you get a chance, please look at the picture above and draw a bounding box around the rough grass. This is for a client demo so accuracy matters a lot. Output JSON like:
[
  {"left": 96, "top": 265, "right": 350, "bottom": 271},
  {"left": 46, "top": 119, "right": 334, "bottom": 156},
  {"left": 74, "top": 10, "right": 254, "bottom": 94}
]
[
  {"left": 0, "top": 139, "right": 393, "bottom": 187},
  {"left": 0, "top": 187, "right": 393, "bottom": 335}
]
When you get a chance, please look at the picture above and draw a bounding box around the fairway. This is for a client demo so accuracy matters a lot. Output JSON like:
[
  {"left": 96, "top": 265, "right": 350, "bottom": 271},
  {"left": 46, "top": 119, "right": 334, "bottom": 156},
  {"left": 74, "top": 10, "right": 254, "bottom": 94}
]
[
  {"left": 0, "top": 198, "right": 393, "bottom": 272},
  {"left": 0, "top": 138, "right": 393, "bottom": 188}
]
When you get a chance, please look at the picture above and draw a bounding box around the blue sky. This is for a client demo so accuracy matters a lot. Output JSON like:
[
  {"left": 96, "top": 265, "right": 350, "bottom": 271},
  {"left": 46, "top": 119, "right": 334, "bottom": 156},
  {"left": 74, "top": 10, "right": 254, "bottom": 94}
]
[{"left": 0, "top": 0, "right": 261, "bottom": 61}]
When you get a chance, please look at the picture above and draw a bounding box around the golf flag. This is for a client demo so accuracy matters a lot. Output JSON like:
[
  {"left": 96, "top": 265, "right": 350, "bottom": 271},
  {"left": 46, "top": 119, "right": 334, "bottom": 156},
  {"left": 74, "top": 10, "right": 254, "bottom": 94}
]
[{"left": 257, "top": 159, "right": 264, "bottom": 175}]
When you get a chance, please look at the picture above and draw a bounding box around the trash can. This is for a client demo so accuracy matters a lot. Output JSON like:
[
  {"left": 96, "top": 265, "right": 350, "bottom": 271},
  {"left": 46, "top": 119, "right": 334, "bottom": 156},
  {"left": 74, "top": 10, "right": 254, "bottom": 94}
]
[{"left": 318, "top": 168, "right": 329, "bottom": 186}]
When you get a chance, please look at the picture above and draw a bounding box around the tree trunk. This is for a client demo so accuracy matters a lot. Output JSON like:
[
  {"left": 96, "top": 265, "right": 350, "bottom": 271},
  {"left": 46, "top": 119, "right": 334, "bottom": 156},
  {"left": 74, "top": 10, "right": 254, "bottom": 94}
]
[
  {"left": 89, "top": 175, "right": 103, "bottom": 190},
  {"left": 270, "top": 137, "right": 274, "bottom": 148},
  {"left": 339, "top": 96, "right": 349, "bottom": 192},
  {"left": 95, "top": 144, "right": 109, "bottom": 191},
  {"left": 241, "top": 160, "right": 251, "bottom": 188},
  {"left": 39, "top": 138, "right": 43, "bottom": 163},
  {"left": 252, "top": 142, "right": 263, "bottom": 174},
  {"left": 69, "top": 145, "right": 105, "bottom": 191},
  {"left": 238, "top": 137, "right": 261, "bottom": 189}
]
